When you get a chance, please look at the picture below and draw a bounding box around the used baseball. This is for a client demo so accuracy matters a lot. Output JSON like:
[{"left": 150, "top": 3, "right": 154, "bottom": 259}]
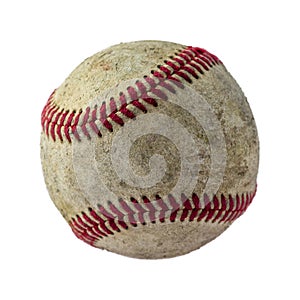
[{"left": 41, "top": 40, "right": 259, "bottom": 259}]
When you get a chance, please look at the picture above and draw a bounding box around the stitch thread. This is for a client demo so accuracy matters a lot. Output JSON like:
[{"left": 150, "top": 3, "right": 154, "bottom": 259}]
[
  {"left": 69, "top": 188, "right": 256, "bottom": 247},
  {"left": 41, "top": 47, "right": 222, "bottom": 143}
]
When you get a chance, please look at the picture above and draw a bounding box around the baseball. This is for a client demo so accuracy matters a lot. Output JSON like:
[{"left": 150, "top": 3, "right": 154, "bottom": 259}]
[{"left": 40, "top": 40, "right": 259, "bottom": 259}]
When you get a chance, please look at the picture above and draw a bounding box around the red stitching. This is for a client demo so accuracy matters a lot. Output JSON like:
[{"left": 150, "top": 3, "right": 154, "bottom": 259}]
[
  {"left": 41, "top": 90, "right": 56, "bottom": 130},
  {"left": 180, "top": 195, "right": 191, "bottom": 222},
  {"left": 106, "top": 202, "right": 128, "bottom": 230},
  {"left": 69, "top": 189, "right": 256, "bottom": 247},
  {"left": 64, "top": 111, "right": 75, "bottom": 143},
  {"left": 211, "top": 195, "right": 223, "bottom": 223},
  {"left": 143, "top": 75, "right": 156, "bottom": 88},
  {"left": 98, "top": 204, "right": 122, "bottom": 232},
  {"left": 119, "top": 199, "right": 138, "bottom": 227},
  {"left": 174, "top": 71, "right": 193, "bottom": 83},
  {"left": 167, "top": 76, "right": 185, "bottom": 89},
  {"left": 158, "top": 80, "right": 176, "bottom": 94},
  {"left": 183, "top": 66, "right": 199, "bottom": 79},
  {"left": 71, "top": 110, "right": 82, "bottom": 141},
  {"left": 178, "top": 52, "right": 192, "bottom": 62},
  {"left": 127, "top": 86, "right": 138, "bottom": 100},
  {"left": 70, "top": 218, "right": 97, "bottom": 244},
  {"left": 155, "top": 195, "right": 169, "bottom": 223},
  {"left": 88, "top": 207, "right": 113, "bottom": 235},
  {"left": 81, "top": 107, "right": 91, "bottom": 139},
  {"left": 164, "top": 60, "right": 180, "bottom": 72},
  {"left": 43, "top": 105, "right": 55, "bottom": 137},
  {"left": 188, "top": 61, "right": 204, "bottom": 74},
  {"left": 56, "top": 110, "right": 69, "bottom": 142},
  {"left": 109, "top": 97, "right": 117, "bottom": 113},
  {"left": 89, "top": 106, "right": 102, "bottom": 137},
  {"left": 131, "top": 100, "right": 147, "bottom": 113},
  {"left": 50, "top": 109, "right": 63, "bottom": 142},
  {"left": 169, "top": 194, "right": 180, "bottom": 222},
  {"left": 81, "top": 212, "right": 108, "bottom": 237},
  {"left": 141, "top": 97, "right": 158, "bottom": 107},
  {"left": 130, "top": 197, "right": 147, "bottom": 225},
  {"left": 41, "top": 46, "right": 222, "bottom": 142},
  {"left": 142, "top": 196, "right": 156, "bottom": 223},
  {"left": 173, "top": 57, "right": 185, "bottom": 66},
  {"left": 100, "top": 102, "right": 113, "bottom": 132},
  {"left": 109, "top": 97, "right": 124, "bottom": 126},
  {"left": 120, "top": 105, "right": 136, "bottom": 119},
  {"left": 151, "top": 70, "right": 164, "bottom": 79},
  {"left": 158, "top": 65, "right": 172, "bottom": 77}
]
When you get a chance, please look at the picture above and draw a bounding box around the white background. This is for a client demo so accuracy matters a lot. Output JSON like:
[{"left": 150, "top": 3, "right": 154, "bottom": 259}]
[{"left": 1, "top": 1, "right": 299, "bottom": 299}]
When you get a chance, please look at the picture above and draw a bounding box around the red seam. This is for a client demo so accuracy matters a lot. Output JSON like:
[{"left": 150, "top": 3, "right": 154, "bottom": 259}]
[
  {"left": 81, "top": 107, "right": 91, "bottom": 139},
  {"left": 71, "top": 110, "right": 82, "bottom": 141},
  {"left": 69, "top": 188, "right": 256, "bottom": 247},
  {"left": 141, "top": 97, "right": 158, "bottom": 107},
  {"left": 183, "top": 66, "right": 199, "bottom": 79},
  {"left": 120, "top": 105, "right": 136, "bottom": 119},
  {"left": 41, "top": 46, "right": 222, "bottom": 143},
  {"left": 100, "top": 102, "right": 113, "bottom": 132},
  {"left": 44, "top": 105, "right": 58, "bottom": 137},
  {"left": 178, "top": 52, "right": 192, "bottom": 63},
  {"left": 88, "top": 106, "right": 101, "bottom": 137},
  {"left": 143, "top": 76, "right": 157, "bottom": 88},
  {"left": 150, "top": 88, "right": 168, "bottom": 100},
  {"left": 119, "top": 199, "right": 138, "bottom": 227},
  {"left": 167, "top": 76, "right": 185, "bottom": 89},
  {"left": 56, "top": 110, "right": 69, "bottom": 142},
  {"left": 131, "top": 100, "right": 147, "bottom": 113},
  {"left": 64, "top": 111, "right": 75, "bottom": 143},
  {"left": 127, "top": 86, "right": 138, "bottom": 100},
  {"left": 142, "top": 196, "right": 156, "bottom": 223},
  {"left": 168, "top": 194, "right": 180, "bottom": 222},
  {"left": 174, "top": 71, "right": 193, "bottom": 83},
  {"left": 173, "top": 57, "right": 185, "bottom": 66},
  {"left": 188, "top": 61, "right": 204, "bottom": 74},
  {"left": 164, "top": 60, "right": 180, "bottom": 72},
  {"left": 109, "top": 112, "right": 124, "bottom": 126},
  {"left": 88, "top": 207, "right": 113, "bottom": 235},
  {"left": 130, "top": 197, "right": 147, "bottom": 225},
  {"left": 109, "top": 97, "right": 117, "bottom": 113},
  {"left": 179, "top": 194, "right": 190, "bottom": 222},
  {"left": 81, "top": 212, "right": 107, "bottom": 237},
  {"left": 41, "top": 90, "right": 56, "bottom": 130},
  {"left": 97, "top": 204, "right": 121, "bottom": 232},
  {"left": 158, "top": 65, "right": 172, "bottom": 77},
  {"left": 107, "top": 201, "right": 129, "bottom": 230},
  {"left": 152, "top": 70, "right": 164, "bottom": 79},
  {"left": 158, "top": 80, "right": 176, "bottom": 93},
  {"left": 135, "top": 80, "right": 147, "bottom": 94},
  {"left": 76, "top": 214, "right": 104, "bottom": 240},
  {"left": 70, "top": 219, "right": 98, "bottom": 245},
  {"left": 155, "top": 195, "right": 169, "bottom": 223},
  {"left": 41, "top": 102, "right": 52, "bottom": 131},
  {"left": 109, "top": 97, "right": 124, "bottom": 126},
  {"left": 50, "top": 109, "right": 63, "bottom": 141}
]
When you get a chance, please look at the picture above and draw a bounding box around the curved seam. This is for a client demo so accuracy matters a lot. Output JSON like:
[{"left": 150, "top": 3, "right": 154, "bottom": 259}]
[
  {"left": 41, "top": 46, "right": 222, "bottom": 143},
  {"left": 69, "top": 187, "right": 257, "bottom": 246}
]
